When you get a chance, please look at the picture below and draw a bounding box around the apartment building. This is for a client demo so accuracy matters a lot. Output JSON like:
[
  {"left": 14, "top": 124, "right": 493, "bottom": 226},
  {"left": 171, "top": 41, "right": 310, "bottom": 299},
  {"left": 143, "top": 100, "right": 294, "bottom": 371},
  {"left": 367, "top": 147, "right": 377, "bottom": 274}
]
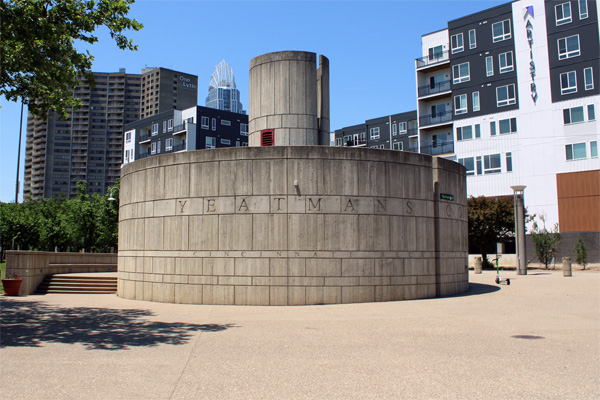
[
  {"left": 333, "top": 111, "right": 418, "bottom": 151},
  {"left": 24, "top": 67, "right": 197, "bottom": 200},
  {"left": 122, "top": 106, "right": 248, "bottom": 165},
  {"left": 335, "top": 0, "right": 599, "bottom": 235}
]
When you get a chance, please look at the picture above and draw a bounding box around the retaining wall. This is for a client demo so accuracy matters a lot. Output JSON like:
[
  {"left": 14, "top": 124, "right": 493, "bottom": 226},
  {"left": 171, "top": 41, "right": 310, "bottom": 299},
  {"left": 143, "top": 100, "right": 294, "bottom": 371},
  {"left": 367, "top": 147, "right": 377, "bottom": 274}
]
[{"left": 4, "top": 251, "right": 117, "bottom": 295}]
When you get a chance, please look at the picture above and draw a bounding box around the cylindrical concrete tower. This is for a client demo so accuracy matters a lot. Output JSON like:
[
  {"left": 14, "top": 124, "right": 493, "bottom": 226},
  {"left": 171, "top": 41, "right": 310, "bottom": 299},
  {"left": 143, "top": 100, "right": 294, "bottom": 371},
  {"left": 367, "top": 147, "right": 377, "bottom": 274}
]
[{"left": 249, "top": 51, "right": 329, "bottom": 146}]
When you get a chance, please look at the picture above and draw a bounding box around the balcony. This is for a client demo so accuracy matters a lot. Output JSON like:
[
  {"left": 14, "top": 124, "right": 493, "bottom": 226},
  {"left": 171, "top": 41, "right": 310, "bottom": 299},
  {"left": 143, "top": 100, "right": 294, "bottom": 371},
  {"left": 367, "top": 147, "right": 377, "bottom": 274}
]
[
  {"left": 172, "top": 143, "right": 186, "bottom": 152},
  {"left": 419, "top": 110, "right": 453, "bottom": 128},
  {"left": 343, "top": 138, "right": 367, "bottom": 147},
  {"left": 172, "top": 123, "right": 187, "bottom": 135},
  {"left": 418, "top": 80, "right": 451, "bottom": 98},
  {"left": 415, "top": 50, "right": 450, "bottom": 69},
  {"left": 139, "top": 134, "right": 151, "bottom": 143},
  {"left": 420, "top": 141, "right": 455, "bottom": 156}
]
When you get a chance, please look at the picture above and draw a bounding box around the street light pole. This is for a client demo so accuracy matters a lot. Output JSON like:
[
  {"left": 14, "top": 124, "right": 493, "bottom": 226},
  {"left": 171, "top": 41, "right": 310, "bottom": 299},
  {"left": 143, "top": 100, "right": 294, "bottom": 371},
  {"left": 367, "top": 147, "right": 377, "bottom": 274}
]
[
  {"left": 15, "top": 102, "right": 24, "bottom": 203},
  {"left": 511, "top": 185, "right": 527, "bottom": 275}
]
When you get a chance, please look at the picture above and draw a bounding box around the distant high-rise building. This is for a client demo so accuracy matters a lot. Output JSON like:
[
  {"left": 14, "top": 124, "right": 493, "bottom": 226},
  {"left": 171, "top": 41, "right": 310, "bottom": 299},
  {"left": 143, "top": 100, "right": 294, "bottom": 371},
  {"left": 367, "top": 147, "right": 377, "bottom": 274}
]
[
  {"left": 205, "top": 60, "right": 245, "bottom": 114},
  {"left": 24, "top": 67, "right": 198, "bottom": 200},
  {"left": 141, "top": 67, "right": 198, "bottom": 118}
]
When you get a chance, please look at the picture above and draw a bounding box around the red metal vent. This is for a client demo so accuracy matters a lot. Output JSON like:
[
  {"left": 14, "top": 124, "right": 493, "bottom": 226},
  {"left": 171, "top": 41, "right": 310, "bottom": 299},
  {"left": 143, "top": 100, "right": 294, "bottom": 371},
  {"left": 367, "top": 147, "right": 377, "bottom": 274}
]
[{"left": 261, "top": 129, "right": 274, "bottom": 146}]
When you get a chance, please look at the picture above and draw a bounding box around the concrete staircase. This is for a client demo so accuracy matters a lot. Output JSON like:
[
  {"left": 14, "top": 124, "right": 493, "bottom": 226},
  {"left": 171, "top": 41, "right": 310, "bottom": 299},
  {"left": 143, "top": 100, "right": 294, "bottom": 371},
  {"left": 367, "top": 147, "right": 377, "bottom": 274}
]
[{"left": 35, "top": 274, "right": 117, "bottom": 294}]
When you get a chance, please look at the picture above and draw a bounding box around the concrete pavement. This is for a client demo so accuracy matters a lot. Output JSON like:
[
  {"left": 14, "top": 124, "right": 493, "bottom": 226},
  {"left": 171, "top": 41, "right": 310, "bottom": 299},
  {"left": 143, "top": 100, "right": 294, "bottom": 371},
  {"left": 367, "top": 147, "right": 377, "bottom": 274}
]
[{"left": 1, "top": 269, "right": 599, "bottom": 399}]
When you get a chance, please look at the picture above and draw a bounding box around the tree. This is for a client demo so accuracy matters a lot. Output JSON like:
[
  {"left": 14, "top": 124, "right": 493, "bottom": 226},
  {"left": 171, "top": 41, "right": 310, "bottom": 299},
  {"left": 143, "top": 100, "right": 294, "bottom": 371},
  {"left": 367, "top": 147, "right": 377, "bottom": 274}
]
[
  {"left": 531, "top": 215, "right": 562, "bottom": 269},
  {"left": 467, "top": 196, "right": 515, "bottom": 268},
  {"left": 0, "top": 0, "right": 142, "bottom": 119},
  {"left": 573, "top": 237, "right": 588, "bottom": 270}
]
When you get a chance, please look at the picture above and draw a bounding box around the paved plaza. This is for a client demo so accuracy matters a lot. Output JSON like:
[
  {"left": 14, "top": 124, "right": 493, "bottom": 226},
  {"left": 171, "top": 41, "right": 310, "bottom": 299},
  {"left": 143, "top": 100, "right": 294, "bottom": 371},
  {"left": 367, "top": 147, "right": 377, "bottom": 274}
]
[{"left": 1, "top": 269, "right": 599, "bottom": 399}]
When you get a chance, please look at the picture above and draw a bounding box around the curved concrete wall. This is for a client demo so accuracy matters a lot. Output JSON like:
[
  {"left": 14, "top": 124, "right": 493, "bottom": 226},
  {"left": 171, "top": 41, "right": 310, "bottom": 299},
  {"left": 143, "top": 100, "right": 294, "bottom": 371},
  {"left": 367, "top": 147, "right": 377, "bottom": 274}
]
[
  {"left": 117, "top": 147, "right": 468, "bottom": 305},
  {"left": 249, "top": 51, "right": 320, "bottom": 146}
]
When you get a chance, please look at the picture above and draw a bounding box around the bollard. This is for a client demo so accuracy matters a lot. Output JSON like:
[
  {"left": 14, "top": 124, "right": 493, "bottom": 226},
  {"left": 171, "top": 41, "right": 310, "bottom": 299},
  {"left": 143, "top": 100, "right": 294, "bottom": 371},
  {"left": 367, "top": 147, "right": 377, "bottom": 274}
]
[
  {"left": 562, "top": 257, "right": 572, "bottom": 277},
  {"left": 475, "top": 257, "right": 482, "bottom": 274}
]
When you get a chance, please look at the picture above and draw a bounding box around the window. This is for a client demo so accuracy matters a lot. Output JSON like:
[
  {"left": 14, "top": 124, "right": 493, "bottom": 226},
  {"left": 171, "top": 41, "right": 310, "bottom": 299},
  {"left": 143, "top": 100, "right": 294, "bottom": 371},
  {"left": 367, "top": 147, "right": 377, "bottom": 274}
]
[
  {"left": 584, "top": 68, "right": 594, "bottom": 90},
  {"left": 261, "top": 130, "right": 274, "bottom": 146},
  {"left": 499, "top": 118, "right": 517, "bottom": 134},
  {"left": 451, "top": 33, "right": 464, "bottom": 53},
  {"left": 201, "top": 116, "right": 209, "bottom": 129},
  {"left": 476, "top": 156, "right": 482, "bottom": 175},
  {"left": 379, "top": 145, "right": 385, "bottom": 149},
  {"left": 456, "top": 125, "right": 473, "bottom": 141},
  {"left": 453, "top": 62, "right": 470, "bottom": 83},
  {"left": 125, "top": 131, "right": 131, "bottom": 143},
  {"left": 399, "top": 122, "right": 407, "bottom": 133},
  {"left": 370, "top": 127, "right": 380, "bottom": 139},
  {"left": 151, "top": 142, "right": 156, "bottom": 154},
  {"left": 163, "top": 121, "right": 167, "bottom": 133},
  {"left": 151, "top": 123, "right": 158, "bottom": 135},
  {"left": 392, "top": 142, "right": 403, "bottom": 151},
  {"left": 579, "top": 0, "right": 588, "bottom": 19},
  {"left": 555, "top": 2, "right": 572, "bottom": 25},
  {"left": 492, "top": 19, "right": 511, "bottom": 42},
  {"left": 499, "top": 52, "right": 514, "bottom": 73},
  {"left": 428, "top": 45, "right": 444, "bottom": 61},
  {"left": 484, "top": 154, "right": 501, "bottom": 174},
  {"left": 221, "top": 119, "right": 231, "bottom": 126},
  {"left": 157, "top": 140, "right": 161, "bottom": 153},
  {"left": 168, "top": 119, "right": 173, "bottom": 132},
  {"left": 459, "top": 157, "right": 475, "bottom": 176},
  {"left": 475, "top": 124, "right": 481, "bottom": 138},
  {"left": 490, "top": 121, "right": 496, "bottom": 136},
  {"left": 336, "top": 138, "right": 342, "bottom": 146},
  {"left": 240, "top": 123, "right": 248, "bottom": 136},
  {"left": 506, "top": 152, "right": 513, "bottom": 172},
  {"left": 496, "top": 84, "right": 516, "bottom": 107},
  {"left": 563, "top": 106, "right": 584, "bottom": 124},
  {"left": 125, "top": 150, "right": 129, "bottom": 162},
  {"left": 472, "top": 92, "right": 480, "bottom": 112},
  {"left": 392, "top": 123, "right": 397, "bottom": 136},
  {"left": 588, "top": 104, "right": 595, "bottom": 120},
  {"left": 469, "top": 29, "right": 476, "bottom": 49},
  {"left": 566, "top": 143, "right": 587, "bottom": 160},
  {"left": 211, "top": 118, "right": 216, "bottom": 131},
  {"left": 560, "top": 71, "right": 577, "bottom": 94},
  {"left": 206, "top": 136, "right": 216, "bottom": 149},
  {"left": 558, "top": 35, "right": 580, "bottom": 60},
  {"left": 591, "top": 141, "right": 598, "bottom": 158},
  {"left": 166, "top": 138, "right": 173, "bottom": 151},
  {"left": 486, "top": 56, "right": 494, "bottom": 77},
  {"left": 454, "top": 94, "right": 467, "bottom": 115},
  {"left": 220, "top": 139, "right": 231, "bottom": 145}
]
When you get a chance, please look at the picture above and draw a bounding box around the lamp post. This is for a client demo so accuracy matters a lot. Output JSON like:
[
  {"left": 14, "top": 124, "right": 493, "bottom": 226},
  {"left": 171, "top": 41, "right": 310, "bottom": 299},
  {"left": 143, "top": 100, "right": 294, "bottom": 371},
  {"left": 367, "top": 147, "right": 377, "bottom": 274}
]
[
  {"left": 511, "top": 185, "right": 527, "bottom": 275},
  {"left": 107, "top": 187, "right": 119, "bottom": 201}
]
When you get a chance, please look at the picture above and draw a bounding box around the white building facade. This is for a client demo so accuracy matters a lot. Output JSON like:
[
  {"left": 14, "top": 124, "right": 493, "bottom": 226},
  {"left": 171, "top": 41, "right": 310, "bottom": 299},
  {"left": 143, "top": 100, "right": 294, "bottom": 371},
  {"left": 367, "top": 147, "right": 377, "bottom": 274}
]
[{"left": 416, "top": 0, "right": 599, "bottom": 232}]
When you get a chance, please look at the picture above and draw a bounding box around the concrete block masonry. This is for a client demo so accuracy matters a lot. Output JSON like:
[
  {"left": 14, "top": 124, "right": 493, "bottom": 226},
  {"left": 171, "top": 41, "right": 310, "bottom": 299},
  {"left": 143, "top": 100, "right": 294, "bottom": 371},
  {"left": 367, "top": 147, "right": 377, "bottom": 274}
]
[{"left": 117, "top": 146, "right": 468, "bottom": 305}]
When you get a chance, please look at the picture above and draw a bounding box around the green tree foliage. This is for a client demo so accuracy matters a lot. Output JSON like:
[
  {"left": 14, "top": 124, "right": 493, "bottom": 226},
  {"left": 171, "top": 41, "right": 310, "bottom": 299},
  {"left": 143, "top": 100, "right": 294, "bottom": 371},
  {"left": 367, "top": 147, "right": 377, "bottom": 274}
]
[
  {"left": 0, "top": 0, "right": 142, "bottom": 119},
  {"left": 573, "top": 237, "right": 588, "bottom": 270},
  {"left": 467, "top": 196, "right": 515, "bottom": 268},
  {"left": 531, "top": 216, "right": 562, "bottom": 269},
  {"left": 0, "top": 181, "right": 119, "bottom": 259}
]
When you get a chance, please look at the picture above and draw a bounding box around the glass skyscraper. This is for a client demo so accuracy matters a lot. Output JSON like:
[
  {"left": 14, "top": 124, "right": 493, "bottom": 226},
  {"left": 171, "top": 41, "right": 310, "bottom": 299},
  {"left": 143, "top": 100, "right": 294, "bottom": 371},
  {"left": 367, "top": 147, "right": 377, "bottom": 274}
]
[{"left": 205, "top": 60, "right": 246, "bottom": 114}]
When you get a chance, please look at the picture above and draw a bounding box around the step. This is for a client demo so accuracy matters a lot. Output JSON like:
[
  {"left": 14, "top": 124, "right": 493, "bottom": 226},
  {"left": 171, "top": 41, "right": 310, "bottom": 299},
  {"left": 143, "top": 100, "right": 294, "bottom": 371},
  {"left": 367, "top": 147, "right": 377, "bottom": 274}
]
[{"left": 35, "top": 273, "right": 118, "bottom": 295}]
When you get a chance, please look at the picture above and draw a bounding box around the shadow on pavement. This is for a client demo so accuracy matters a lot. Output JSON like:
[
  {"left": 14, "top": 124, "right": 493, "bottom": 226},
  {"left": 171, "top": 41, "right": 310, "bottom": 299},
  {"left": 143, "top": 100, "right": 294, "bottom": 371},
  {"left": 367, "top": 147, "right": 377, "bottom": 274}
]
[
  {"left": 446, "top": 282, "right": 501, "bottom": 298},
  {"left": 0, "top": 298, "right": 236, "bottom": 350}
]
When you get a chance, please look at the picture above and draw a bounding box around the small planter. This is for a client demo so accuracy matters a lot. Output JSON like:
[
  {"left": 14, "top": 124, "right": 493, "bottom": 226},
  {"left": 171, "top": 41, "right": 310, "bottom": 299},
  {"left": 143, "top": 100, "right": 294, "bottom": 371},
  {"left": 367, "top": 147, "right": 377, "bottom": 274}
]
[{"left": 2, "top": 278, "right": 23, "bottom": 296}]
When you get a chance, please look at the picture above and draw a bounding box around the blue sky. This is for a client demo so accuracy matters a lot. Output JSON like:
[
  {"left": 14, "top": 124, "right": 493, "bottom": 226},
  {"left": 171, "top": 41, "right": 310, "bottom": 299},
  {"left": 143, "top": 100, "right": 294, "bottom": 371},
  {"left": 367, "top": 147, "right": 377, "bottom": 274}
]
[{"left": 0, "top": 0, "right": 507, "bottom": 203}]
